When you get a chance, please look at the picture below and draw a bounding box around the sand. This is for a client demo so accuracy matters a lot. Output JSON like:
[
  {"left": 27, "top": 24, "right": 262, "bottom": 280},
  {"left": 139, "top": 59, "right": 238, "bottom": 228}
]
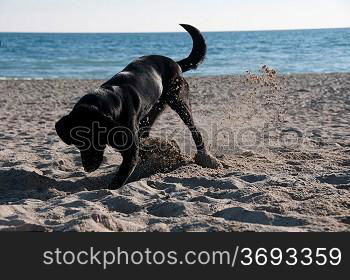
[{"left": 0, "top": 73, "right": 349, "bottom": 231}]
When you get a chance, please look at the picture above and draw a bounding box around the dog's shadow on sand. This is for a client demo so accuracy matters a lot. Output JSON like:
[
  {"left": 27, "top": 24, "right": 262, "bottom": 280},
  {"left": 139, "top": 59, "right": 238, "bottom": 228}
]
[
  {"left": 0, "top": 158, "right": 191, "bottom": 204},
  {"left": 0, "top": 138, "right": 193, "bottom": 203},
  {"left": 0, "top": 167, "right": 114, "bottom": 203}
]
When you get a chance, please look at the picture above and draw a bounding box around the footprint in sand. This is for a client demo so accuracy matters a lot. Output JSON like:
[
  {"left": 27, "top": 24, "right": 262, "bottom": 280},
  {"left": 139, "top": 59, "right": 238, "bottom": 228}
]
[{"left": 213, "top": 207, "right": 307, "bottom": 227}]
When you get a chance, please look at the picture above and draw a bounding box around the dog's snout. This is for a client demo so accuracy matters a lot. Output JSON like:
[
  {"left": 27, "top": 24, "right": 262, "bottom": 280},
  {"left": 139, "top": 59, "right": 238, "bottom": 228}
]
[
  {"left": 80, "top": 149, "right": 104, "bottom": 173},
  {"left": 83, "top": 165, "right": 98, "bottom": 173}
]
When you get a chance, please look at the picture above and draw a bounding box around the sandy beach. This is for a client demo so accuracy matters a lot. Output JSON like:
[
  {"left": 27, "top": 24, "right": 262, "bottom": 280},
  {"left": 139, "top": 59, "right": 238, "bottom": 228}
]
[{"left": 0, "top": 73, "right": 349, "bottom": 232}]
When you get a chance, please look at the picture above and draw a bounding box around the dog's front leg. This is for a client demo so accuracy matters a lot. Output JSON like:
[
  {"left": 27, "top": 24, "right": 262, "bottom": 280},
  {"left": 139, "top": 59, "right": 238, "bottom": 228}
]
[
  {"left": 109, "top": 146, "right": 139, "bottom": 189},
  {"left": 109, "top": 127, "right": 140, "bottom": 189}
]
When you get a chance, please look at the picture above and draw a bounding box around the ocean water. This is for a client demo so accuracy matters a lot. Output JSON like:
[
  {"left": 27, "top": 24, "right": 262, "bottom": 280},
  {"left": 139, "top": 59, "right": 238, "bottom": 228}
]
[{"left": 0, "top": 28, "right": 349, "bottom": 79}]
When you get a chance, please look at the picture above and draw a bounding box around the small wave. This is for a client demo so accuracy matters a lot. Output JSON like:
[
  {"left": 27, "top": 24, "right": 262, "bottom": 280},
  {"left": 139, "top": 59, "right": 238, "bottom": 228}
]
[{"left": 0, "top": 77, "right": 45, "bottom": 80}]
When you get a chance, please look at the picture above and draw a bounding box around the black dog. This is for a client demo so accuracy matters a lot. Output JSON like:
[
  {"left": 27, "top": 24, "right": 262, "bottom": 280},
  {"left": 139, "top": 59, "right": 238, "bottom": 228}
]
[{"left": 55, "top": 24, "right": 221, "bottom": 189}]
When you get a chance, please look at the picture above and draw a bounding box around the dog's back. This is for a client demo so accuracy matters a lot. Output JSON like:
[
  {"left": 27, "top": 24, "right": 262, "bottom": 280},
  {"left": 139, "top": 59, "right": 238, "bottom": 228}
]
[
  {"left": 101, "top": 24, "right": 207, "bottom": 91},
  {"left": 101, "top": 55, "right": 179, "bottom": 92}
]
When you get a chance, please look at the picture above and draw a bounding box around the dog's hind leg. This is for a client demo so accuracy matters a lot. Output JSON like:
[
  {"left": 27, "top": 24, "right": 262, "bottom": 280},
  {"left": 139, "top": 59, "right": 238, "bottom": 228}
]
[{"left": 166, "top": 78, "right": 222, "bottom": 169}]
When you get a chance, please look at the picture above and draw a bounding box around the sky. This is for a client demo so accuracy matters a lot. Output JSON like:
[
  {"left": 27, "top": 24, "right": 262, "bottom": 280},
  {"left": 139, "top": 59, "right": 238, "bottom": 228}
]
[{"left": 1, "top": 0, "right": 349, "bottom": 32}]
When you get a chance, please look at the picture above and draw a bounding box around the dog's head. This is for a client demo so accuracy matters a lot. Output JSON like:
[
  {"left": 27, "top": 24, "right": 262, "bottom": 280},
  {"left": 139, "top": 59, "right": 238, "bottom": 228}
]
[{"left": 55, "top": 98, "right": 118, "bottom": 173}]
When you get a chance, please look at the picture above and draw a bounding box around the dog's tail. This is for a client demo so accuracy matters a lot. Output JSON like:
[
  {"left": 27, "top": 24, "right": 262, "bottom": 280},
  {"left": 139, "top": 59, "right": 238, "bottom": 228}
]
[{"left": 177, "top": 24, "right": 207, "bottom": 73}]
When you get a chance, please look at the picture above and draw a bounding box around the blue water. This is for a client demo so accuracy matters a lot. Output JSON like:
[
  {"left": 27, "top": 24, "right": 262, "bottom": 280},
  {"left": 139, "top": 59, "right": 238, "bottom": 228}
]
[{"left": 0, "top": 28, "right": 350, "bottom": 78}]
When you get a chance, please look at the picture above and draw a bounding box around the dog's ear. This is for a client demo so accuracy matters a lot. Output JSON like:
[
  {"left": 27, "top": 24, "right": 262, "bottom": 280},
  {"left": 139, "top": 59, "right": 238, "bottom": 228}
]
[
  {"left": 100, "top": 114, "right": 119, "bottom": 130},
  {"left": 55, "top": 115, "right": 73, "bottom": 145}
]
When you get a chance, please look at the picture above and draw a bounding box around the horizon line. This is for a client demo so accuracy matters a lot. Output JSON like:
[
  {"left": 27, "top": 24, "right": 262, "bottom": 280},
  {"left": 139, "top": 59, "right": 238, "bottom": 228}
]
[{"left": 0, "top": 26, "right": 349, "bottom": 34}]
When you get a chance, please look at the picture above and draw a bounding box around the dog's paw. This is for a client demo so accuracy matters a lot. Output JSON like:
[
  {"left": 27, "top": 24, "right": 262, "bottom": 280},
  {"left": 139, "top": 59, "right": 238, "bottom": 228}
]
[
  {"left": 194, "top": 151, "right": 222, "bottom": 169},
  {"left": 107, "top": 181, "right": 123, "bottom": 190}
]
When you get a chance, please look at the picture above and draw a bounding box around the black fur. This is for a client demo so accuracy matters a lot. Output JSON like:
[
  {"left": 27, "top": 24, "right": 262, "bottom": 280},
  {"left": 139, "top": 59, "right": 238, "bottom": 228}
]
[{"left": 56, "top": 24, "right": 215, "bottom": 189}]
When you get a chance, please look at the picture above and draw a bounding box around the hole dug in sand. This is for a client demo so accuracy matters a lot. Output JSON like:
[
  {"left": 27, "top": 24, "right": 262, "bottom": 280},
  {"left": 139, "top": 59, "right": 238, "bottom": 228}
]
[{"left": 128, "top": 137, "right": 192, "bottom": 182}]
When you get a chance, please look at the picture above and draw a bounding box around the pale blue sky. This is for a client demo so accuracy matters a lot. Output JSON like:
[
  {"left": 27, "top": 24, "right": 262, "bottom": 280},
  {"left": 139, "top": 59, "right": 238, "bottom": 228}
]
[{"left": 1, "top": 0, "right": 349, "bottom": 32}]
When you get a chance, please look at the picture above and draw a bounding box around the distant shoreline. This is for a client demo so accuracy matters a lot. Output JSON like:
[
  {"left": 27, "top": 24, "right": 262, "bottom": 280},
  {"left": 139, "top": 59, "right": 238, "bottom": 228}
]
[
  {"left": 1, "top": 27, "right": 349, "bottom": 34},
  {"left": 1, "top": 72, "right": 350, "bottom": 81},
  {"left": 1, "top": 29, "right": 349, "bottom": 77}
]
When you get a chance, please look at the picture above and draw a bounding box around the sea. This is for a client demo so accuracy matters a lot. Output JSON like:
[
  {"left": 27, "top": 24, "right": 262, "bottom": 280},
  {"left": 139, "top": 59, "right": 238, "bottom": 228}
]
[{"left": 0, "top": 28, "right": 349, "bottom": 79}]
